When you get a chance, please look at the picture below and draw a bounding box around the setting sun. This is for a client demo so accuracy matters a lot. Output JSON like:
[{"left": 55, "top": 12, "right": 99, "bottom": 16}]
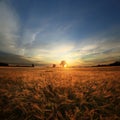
[{"left": 64, "top": 64, "right": 67, "bottom": 68}]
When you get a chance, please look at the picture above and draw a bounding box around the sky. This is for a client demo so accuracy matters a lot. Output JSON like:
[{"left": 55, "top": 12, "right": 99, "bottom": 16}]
[{"left": 0, "top": 0, "right": 120, "bottom": 66}]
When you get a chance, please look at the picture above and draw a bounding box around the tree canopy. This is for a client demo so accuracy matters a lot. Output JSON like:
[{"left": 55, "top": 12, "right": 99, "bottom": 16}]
[{"left": 60, "top": 60, "right": 67, "bottom": 67}]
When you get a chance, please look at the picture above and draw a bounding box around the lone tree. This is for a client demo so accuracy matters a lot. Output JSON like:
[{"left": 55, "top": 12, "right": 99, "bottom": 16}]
[
  {"left": 32, "top": 64, "right": 34, "bottom": 67},
  {"left": 60, "top": 60, "right": 67, "bottom": 67},
  {"left": 52, "top": 64, "right": 56, "bottom": 68}
]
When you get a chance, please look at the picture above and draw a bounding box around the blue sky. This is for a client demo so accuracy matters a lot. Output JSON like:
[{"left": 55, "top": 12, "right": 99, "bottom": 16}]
[{"left": 0, "top": 0, "right": 120, "bottom": 65}]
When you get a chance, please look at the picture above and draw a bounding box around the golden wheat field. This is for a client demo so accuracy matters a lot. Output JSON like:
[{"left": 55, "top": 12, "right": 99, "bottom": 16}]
[{"left": 0, "top": 66, "right": 120, "bottom": 120}]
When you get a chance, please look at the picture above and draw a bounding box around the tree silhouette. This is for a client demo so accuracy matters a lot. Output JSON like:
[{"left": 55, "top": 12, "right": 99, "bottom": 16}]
[
  {"left": 60, "top": 60, "right": 67, "bottom": 67},
  {"left": 52, "top": 64, "right": 56, "bottom": 68},
  {"left": 32, "top": 64, "right": 34, "bottom": 67}
]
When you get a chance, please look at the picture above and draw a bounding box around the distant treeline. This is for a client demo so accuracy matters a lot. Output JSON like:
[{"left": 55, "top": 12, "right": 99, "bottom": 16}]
[
  {"left": 93, "top": 61, "right": 120, "bottom": 67},
  {"left": 0, "top": 63, "right": 35, "bottom": 67},
  {"left": 0, "top": 63, "right": 8, "bottom": 66}
]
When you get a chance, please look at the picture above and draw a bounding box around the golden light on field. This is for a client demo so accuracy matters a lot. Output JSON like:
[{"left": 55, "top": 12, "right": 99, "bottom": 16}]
[{"left": 0, "top": 67, "right": 120, "bottom": 119}]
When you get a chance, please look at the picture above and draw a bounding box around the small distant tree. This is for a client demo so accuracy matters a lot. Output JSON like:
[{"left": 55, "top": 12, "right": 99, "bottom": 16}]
[
  {"left": 53, "top": 64, "right": 56, "bottom": 68},
  {"left": 60, "top": 60, "right": 67, "bottom": 67},
  {"left": 32, "top": 64, "right": 34, "bottom": 67}
]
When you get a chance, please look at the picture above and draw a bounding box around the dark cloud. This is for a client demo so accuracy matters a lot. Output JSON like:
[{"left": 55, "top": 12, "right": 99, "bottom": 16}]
[{"left": 0, "top": 51, "right": 32, "bottom": 64}]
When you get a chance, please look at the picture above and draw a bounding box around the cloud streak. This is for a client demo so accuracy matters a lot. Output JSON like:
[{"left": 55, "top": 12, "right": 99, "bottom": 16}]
[{"left": 71, "top": 30, "right": 120, "bottom": 65}]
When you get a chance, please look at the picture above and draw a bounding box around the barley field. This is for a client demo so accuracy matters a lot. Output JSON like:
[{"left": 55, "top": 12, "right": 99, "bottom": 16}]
[{"left": 0, "top": 67, "right": 120, "bottom": 120}]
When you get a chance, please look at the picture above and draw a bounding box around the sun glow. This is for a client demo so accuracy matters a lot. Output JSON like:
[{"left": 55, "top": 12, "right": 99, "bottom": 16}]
[{"left": 64, "top": 64, "right": 67, "bottom": 68}]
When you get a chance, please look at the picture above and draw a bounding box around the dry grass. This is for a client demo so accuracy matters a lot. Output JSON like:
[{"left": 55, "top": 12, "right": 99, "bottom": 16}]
[{"left": 0, "top": 67, "right": 120, "bottom": 120}]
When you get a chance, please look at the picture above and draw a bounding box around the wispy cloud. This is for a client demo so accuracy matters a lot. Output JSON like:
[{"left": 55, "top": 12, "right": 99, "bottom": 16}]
[
  {"left": 17, "top": 23, "right": 120, "bottom": 65},
  {"left": 71, "top": 29, "right": 120, "bottom": 65},
  {"left": 18, "top": 20, "right": 75, "bottom": 60}
]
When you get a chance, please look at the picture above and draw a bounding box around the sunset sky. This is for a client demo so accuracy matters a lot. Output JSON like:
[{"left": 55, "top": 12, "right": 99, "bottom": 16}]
[{"left": 0, "top": 0, "right": 120, "bottom": 66}]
